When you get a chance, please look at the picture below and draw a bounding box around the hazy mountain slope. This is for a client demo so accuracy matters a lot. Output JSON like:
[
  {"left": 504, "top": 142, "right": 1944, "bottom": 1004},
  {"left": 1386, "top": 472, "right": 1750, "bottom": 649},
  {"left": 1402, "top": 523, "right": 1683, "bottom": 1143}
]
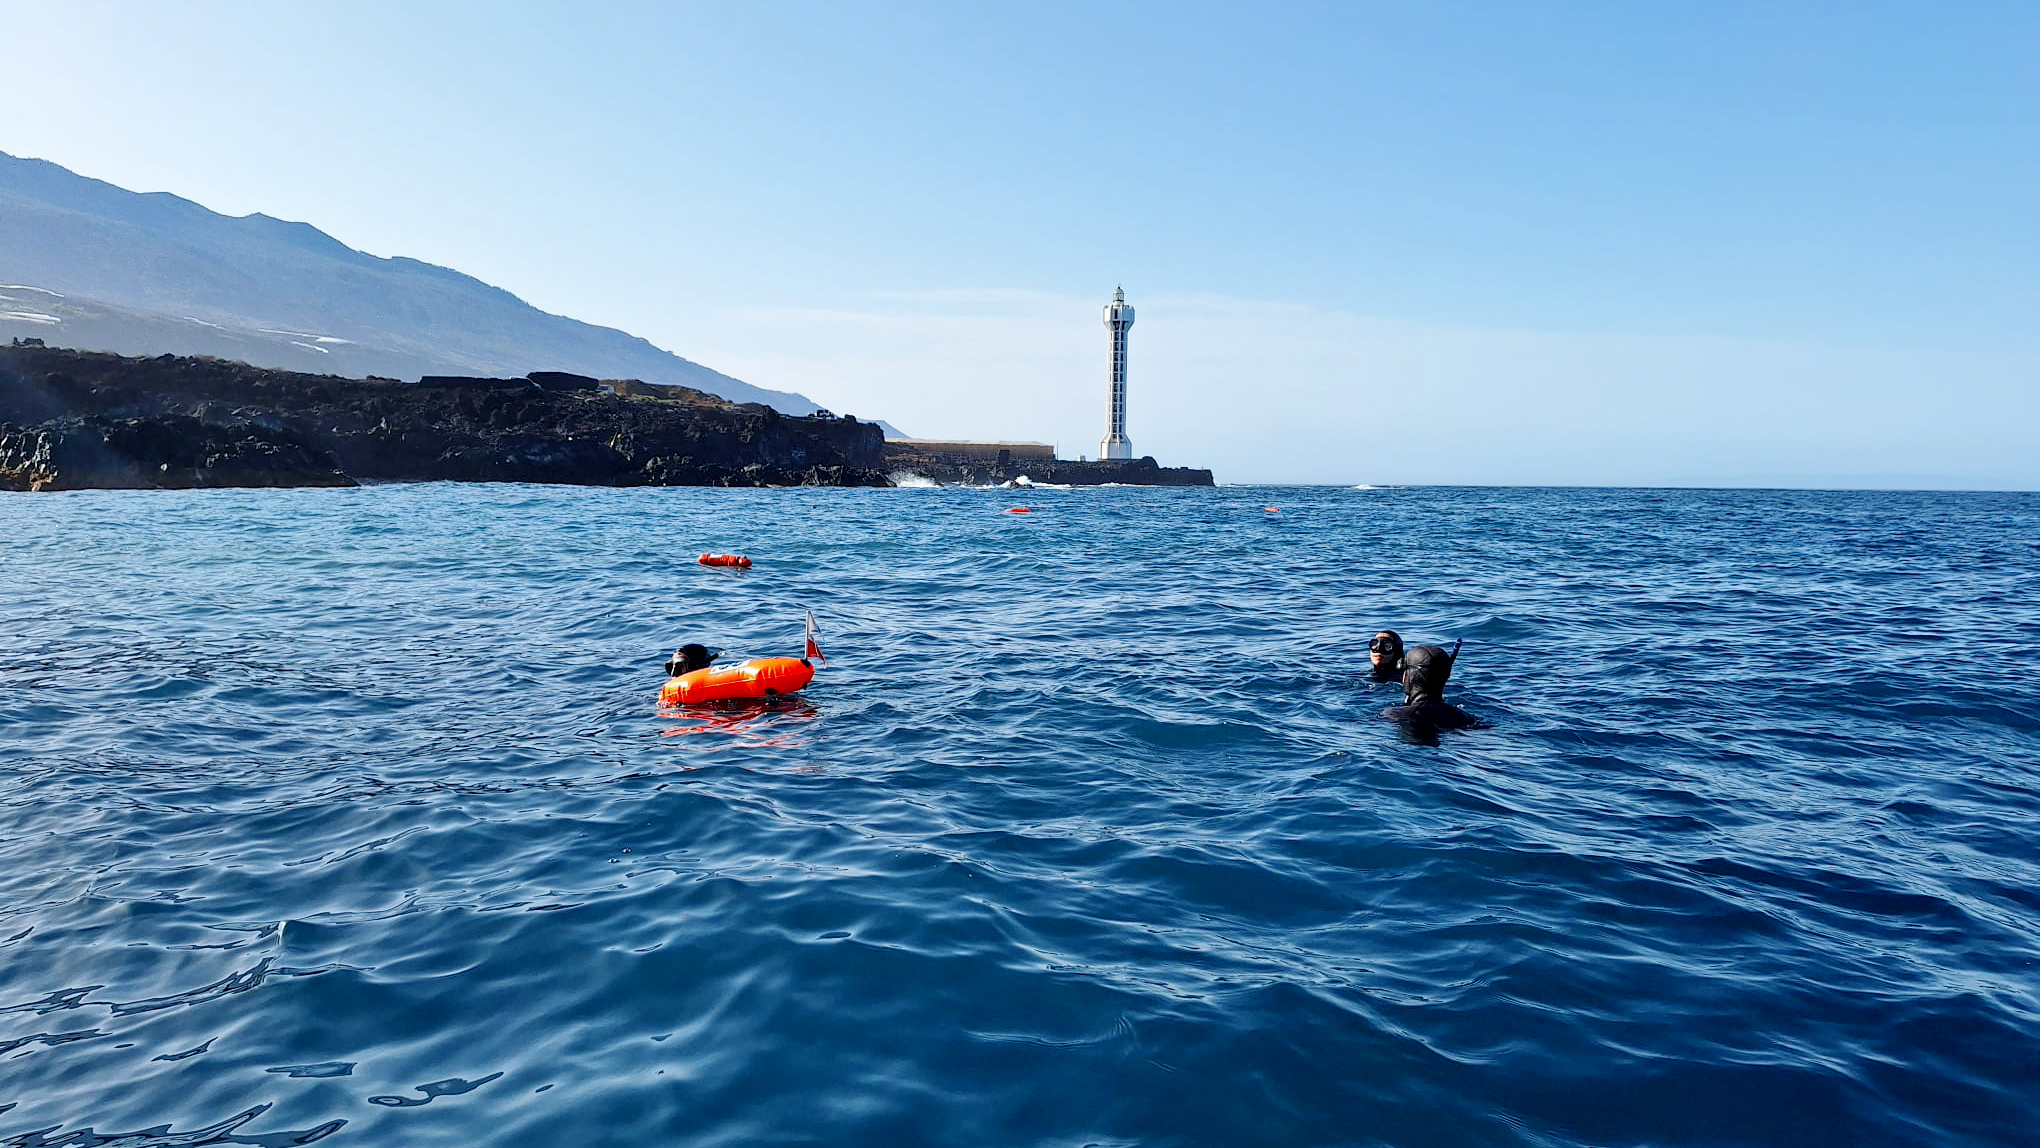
[
  {"left": 0, "top": 150, "right": 856, "bottom": 420},
  {"left": 0, "top": 284, "right": 469, "bottom": 383}
]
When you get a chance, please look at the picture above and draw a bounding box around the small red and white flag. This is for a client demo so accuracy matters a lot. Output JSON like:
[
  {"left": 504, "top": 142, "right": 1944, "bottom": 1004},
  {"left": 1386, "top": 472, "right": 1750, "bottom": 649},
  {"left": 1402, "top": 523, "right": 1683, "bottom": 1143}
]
[{"left": 804, "top": 610, "right": 827, "bottom": 665}]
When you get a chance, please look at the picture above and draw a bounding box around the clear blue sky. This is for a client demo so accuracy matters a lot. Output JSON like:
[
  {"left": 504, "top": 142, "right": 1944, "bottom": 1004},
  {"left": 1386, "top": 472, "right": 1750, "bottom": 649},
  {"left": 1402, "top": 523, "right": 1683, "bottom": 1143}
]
[{"left": 6, "top": 1, "right": 2036, "bottom": 487}]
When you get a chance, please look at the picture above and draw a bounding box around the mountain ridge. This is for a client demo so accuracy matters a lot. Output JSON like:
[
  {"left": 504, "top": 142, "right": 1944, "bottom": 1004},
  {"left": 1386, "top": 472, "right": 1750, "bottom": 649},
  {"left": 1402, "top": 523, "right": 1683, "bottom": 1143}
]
[{"left": 0, "top": 150, "right": 885, "bottom": 427}]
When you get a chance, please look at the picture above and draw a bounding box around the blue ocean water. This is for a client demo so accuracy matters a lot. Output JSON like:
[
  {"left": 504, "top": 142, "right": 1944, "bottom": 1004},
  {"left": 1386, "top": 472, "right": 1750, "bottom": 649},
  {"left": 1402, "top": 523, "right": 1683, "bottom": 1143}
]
[{"left": 3, "top": 483, "right": 2038, "bottom": 1148}]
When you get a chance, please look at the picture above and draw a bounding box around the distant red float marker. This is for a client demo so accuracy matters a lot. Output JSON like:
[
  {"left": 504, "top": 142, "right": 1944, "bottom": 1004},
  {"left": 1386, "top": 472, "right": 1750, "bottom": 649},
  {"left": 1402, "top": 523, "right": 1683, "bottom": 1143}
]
[
  {"left": 1006, "top": 507, "right": 1032, "bottom": 514},
  {"left": 699, "top": 553, "right": 753, "bottom": 567}
]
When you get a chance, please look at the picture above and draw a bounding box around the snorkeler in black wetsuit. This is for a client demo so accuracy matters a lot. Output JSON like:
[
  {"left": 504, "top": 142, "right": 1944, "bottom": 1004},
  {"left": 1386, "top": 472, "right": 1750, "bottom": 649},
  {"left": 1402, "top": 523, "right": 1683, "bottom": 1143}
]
[
  {"left": 664, "top": 644, "right": 718, "bottom": 676},
  {"left": 1383, "top": 643, "right": 1481, "bottom": 731},
  {"left": 1368, "top": 630, "right": 1405, "bottom": 682}
]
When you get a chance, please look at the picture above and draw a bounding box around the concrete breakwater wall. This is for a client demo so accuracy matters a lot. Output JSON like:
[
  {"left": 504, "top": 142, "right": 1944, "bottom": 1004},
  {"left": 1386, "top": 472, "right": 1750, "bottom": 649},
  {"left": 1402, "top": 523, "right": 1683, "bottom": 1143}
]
[{"left": 883, "top": 442, "right": 1213, "bottom": 487}]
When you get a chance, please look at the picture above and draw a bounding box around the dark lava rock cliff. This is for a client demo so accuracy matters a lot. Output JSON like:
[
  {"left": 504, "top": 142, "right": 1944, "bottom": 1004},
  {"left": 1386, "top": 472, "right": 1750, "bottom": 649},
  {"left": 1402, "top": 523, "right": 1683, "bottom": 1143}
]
[{"left": 0, "top": 344, "right": 890, "bottom": 491}]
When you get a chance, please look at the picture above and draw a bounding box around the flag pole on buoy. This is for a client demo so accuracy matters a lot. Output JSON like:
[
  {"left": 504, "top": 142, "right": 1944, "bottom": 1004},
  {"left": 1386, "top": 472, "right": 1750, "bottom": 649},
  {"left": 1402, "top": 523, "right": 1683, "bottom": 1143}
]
[{"left": 804, "top": 610, "right": 827, "bottom": 666}]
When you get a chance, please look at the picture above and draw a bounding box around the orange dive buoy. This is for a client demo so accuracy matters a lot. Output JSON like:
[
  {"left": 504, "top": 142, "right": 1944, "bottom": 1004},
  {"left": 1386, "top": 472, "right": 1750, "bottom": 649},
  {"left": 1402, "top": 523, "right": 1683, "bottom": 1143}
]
[
  {"left": 1006, "top": 507, "right": 1032, "bottom": 514},
  {"left": 660, "top": 656, "right": 814, "bottom": 705},
  {"left": 699, "top": 553, "right": 752, "bottom": 567}
]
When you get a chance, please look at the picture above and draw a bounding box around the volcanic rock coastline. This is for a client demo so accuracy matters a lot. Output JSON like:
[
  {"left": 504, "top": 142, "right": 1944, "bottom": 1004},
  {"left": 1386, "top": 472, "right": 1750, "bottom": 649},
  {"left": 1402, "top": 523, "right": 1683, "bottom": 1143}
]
[{"left": 0, "top": 344, "right": 889, "bottom": 491}]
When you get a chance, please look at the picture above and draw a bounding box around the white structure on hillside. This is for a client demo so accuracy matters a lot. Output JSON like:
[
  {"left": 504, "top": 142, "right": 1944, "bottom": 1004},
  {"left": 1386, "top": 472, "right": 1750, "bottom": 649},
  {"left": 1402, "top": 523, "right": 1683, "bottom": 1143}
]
[{"left": 1099, "top": 286, "right": 1135, "bottom": 460}]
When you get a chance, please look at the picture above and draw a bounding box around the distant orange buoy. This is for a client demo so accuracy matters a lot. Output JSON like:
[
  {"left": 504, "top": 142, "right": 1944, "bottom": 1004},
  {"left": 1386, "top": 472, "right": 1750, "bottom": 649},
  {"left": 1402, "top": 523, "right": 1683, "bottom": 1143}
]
[
  {"left": 1265, "top": 506, "right": 1280, "bottom": 512},
  {"left": 699, "top": 553, "right": 752, "bottom": 567},
  {"left": 1006, "top": 507, "right": 1032, "bottom": 514}
]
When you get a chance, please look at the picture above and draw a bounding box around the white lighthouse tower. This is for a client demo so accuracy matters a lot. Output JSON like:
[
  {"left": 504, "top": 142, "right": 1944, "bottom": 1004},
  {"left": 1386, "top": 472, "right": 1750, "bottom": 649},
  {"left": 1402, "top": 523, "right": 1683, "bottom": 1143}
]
[{"left": 1099, "top": 285, "right": 1135, "bottom": 460}]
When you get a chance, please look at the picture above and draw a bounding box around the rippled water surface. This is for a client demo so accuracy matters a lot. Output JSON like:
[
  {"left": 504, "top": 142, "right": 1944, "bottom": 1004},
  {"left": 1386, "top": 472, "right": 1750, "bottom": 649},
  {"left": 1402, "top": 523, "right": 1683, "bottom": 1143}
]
[{"left": 4, "top": 483, "right": 2038, "bottom": 1147}]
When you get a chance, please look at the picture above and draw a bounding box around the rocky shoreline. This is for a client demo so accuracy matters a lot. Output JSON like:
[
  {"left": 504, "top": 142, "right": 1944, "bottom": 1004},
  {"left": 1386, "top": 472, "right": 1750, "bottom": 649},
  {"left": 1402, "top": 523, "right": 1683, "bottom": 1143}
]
[{"left": 0, "top": 345, "right": 891, "bottom": 491}]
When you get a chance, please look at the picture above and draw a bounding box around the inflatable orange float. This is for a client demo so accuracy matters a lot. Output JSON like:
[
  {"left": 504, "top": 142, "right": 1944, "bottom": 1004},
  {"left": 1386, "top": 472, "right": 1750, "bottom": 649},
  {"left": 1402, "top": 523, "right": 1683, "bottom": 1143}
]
[{"left": 659, "top": 656, "right": 814, "bottom": 706}]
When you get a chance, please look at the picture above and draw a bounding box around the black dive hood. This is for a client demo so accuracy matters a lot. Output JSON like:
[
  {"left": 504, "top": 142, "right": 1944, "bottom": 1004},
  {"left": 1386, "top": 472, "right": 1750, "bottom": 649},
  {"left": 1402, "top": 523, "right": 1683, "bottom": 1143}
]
[
  {"left": 1369, "top": 630, "right": 1405, "bottom": 681},
  {"left": 1401, "top": 644, "right": 1455, "bottom": 707}
]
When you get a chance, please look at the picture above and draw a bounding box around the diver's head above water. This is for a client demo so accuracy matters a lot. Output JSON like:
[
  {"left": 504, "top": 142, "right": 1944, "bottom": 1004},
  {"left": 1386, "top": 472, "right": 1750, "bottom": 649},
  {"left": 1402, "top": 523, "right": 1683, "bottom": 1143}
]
[
  {"left": 1400, "top": 643, "right": 1454, "bottom": 707},
  {"left": 665, "top": 643, "right": 718, "bottom": 677},
  {"left": 1368, "top": 630, "right": 1405, "bottom": 679}
]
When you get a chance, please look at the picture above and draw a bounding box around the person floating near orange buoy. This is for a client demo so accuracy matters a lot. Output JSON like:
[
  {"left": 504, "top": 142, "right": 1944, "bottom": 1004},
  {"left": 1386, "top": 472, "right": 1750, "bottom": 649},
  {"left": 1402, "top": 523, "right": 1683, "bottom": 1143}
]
[
  {"left": 664, "top": 643, "right": 720, "bottom": 676},
  {"left": 658, "top": 613, "right": 827, "bottom": 707}
]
